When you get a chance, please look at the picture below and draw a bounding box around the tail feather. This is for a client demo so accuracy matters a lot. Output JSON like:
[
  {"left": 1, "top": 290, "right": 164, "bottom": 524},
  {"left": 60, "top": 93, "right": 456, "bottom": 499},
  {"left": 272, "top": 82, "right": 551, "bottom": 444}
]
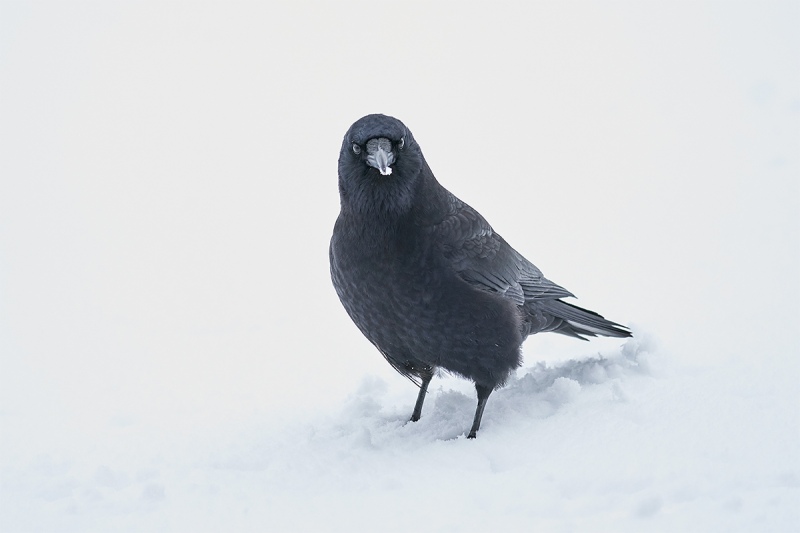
[{"left": 536, "top": 300, "right": 631, "bottom": 340}]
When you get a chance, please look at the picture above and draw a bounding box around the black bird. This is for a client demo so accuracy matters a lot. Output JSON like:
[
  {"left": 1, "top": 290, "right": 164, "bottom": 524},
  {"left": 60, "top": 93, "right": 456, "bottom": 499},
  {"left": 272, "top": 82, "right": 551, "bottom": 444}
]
[{"left": 330, "top": 114, "right": 630, "bottom": 438}]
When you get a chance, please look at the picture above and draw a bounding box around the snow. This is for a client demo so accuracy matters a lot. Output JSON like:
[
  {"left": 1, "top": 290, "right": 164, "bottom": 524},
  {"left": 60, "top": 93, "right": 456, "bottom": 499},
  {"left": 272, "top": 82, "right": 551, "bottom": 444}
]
[
  {"left": 2, "top": 334, "right": 797, "bottom": 531},
  {"left": 1, "top": 1, "right": 798, "bottom": 532}
]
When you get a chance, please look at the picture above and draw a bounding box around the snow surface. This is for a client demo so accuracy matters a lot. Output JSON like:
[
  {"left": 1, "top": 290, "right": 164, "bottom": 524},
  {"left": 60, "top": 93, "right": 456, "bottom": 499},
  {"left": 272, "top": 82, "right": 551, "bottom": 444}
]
[
  {"left": 2, "top": 333, "right": 798, "bottom": 532},
  {"left": 1, "top": 1, "right": 799, "bottom": 532}
]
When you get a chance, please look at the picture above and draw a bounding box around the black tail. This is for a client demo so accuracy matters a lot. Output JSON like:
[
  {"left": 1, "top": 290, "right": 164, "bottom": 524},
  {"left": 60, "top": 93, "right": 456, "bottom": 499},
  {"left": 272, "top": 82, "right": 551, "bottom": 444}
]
[{"left": 537, "top": 300, "right": 631, "bottom": 340}]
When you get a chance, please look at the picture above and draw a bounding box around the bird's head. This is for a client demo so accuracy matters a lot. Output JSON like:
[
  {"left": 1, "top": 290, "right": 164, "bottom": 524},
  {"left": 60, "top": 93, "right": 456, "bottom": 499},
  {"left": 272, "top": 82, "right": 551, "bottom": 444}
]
[{"left": 337, "top": 114, "right": 424, "bottom": 216}]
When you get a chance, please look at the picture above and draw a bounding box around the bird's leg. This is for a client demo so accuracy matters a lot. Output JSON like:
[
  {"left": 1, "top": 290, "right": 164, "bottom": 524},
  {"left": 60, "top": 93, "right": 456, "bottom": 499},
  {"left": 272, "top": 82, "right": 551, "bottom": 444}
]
[
  {"left": 410, "top": 368, "right": 433, "bottom": 422},
  {"left": 467, "top": 384, "right": 493, "bottom": 439}
]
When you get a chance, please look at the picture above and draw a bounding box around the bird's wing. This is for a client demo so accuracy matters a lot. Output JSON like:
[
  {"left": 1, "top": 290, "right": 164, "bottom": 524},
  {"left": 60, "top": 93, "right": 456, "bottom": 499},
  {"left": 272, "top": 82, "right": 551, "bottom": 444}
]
[{"left": 428, "top": 197, "right": 574, "bottom": 305}]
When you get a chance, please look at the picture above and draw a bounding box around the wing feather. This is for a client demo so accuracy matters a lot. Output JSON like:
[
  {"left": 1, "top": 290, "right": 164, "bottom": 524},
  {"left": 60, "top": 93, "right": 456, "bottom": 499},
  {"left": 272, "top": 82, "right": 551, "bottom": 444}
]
[{"left": 427, "top": 196, "right": 573, "bottom": 305}]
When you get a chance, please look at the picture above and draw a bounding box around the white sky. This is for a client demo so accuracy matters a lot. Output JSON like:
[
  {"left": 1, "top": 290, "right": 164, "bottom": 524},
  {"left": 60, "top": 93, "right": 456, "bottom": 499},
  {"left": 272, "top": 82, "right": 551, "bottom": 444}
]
[{"left": 1, "top": 1, "right": 798, "bottom": 442}]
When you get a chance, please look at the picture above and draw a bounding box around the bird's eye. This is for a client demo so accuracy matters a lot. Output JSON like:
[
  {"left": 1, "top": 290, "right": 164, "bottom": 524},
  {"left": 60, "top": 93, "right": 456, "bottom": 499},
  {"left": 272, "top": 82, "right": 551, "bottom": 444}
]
[
  {"left": 352, "top": 143, "right": 361, "bottom": 155},
  {"left": 398, "top": 137, "right": 405, "bottom": 150}
]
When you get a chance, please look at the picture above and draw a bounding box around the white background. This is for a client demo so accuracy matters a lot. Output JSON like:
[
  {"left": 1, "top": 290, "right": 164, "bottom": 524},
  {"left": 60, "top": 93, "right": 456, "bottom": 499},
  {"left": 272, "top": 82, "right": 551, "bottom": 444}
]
[{"left": 1, "top": 1, "right": 798, "bottom": 531}]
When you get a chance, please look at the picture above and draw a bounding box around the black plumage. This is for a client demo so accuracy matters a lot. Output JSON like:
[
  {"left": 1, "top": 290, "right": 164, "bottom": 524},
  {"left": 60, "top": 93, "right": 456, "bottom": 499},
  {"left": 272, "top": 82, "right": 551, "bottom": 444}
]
[{"left": 330, "top": 114, "right": 630, "bottom": 438}]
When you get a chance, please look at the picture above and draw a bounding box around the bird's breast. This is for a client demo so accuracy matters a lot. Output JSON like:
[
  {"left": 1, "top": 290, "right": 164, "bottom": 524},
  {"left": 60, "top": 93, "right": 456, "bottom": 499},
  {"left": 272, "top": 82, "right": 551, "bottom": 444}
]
[{"left": 330, "top": 219, "right": 522, "bottom": 367}]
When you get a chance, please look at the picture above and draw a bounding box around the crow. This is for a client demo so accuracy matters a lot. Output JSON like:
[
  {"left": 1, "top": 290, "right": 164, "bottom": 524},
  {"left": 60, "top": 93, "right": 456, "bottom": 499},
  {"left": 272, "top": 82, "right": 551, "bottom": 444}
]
[{"left": 330, "top": 114, "right": 630, "bottom": 438}]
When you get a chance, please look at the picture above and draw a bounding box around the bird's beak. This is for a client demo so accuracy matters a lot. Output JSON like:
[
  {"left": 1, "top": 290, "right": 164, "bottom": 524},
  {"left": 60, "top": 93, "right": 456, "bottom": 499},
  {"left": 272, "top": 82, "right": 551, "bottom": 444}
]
[
  {"left": 370, "top": 147, "right": 393, "bottom": 176},
  {"left": 366, "top": 138, "right": 396, "bottom": 176}
]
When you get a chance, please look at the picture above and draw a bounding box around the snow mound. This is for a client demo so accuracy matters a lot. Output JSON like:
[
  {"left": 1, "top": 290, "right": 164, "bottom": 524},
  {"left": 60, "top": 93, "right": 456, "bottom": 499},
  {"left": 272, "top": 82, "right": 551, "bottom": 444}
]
[{"left": 324, "top": 333, "right": 659, "bottom": 443}]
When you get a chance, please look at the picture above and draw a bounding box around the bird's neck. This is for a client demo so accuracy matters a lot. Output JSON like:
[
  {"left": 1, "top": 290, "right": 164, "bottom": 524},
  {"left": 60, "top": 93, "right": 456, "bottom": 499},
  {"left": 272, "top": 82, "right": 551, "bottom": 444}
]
[
  {"left": 338, "top": 162, "right": 447, "bottom": 233},
  {"left": 340, "top": 173, "right": 422, "bottom": 220}
]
